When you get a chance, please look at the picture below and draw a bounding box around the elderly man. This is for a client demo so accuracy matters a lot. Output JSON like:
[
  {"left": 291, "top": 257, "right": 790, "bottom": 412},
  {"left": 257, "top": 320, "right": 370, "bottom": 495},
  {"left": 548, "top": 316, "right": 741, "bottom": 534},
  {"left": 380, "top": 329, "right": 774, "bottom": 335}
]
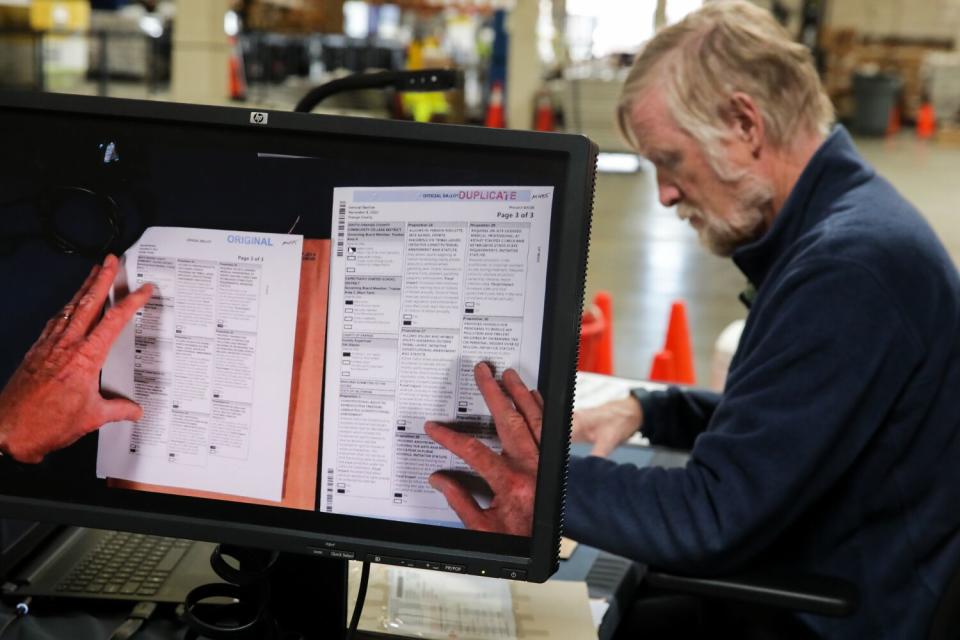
[{"left": 427, "top": 2, "right": 960, "bottom": 638}]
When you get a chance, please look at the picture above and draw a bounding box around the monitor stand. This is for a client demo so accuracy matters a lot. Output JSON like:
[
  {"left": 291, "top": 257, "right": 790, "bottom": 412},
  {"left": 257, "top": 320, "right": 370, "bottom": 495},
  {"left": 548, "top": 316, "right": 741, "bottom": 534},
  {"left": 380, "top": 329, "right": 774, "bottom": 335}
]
[
  {"left": 183, "top": 545, "right": 348, "bottom": 639},
  {"left": 267, "top": 552, "right": 349, "bottom": 639}
]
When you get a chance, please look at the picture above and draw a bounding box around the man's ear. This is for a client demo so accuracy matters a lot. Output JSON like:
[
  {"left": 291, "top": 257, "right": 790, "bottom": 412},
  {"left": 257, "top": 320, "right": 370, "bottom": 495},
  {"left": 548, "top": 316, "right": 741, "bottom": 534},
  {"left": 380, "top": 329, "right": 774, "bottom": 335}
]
[{"left": 728, "top": 92, "right": 764, "bottom": 157}]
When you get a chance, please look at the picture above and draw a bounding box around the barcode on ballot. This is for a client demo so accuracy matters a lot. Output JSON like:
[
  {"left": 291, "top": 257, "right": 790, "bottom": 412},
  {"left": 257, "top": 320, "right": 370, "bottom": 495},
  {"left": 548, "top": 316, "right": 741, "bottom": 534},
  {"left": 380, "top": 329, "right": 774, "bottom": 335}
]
[
  {"left": 325, "top": 468, "right": 334, "bottom": 512},
  {"left": 336, "top": 203, "right": 346, "bottom": 256}
]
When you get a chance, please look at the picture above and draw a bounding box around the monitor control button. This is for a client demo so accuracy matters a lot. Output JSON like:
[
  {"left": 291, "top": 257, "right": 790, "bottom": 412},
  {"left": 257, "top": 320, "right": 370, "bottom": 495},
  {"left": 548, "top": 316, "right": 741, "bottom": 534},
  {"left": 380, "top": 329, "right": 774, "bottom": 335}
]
[
  {"left": 500, "top": 568, "right": 526, "bottom": 580},
  {"left": 367, "top": 555, "right": 417, "bottom": 568},
  {"left": 441, "top": 563, "right": 465, "bottom": 573}
]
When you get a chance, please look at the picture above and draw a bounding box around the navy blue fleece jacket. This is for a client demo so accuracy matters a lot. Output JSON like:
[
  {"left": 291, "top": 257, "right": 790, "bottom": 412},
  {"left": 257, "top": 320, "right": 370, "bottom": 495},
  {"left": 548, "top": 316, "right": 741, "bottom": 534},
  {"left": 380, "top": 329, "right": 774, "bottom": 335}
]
[{"left": 565, "top": 127, "right": 960, "bottom": 638}]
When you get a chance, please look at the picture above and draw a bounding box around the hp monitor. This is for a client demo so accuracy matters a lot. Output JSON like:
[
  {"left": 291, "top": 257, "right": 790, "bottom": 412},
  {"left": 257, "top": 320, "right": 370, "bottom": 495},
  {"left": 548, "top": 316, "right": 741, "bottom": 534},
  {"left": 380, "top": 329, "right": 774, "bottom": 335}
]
[{"left": 0, "top": 91, "right": 595, "bottom": 605}]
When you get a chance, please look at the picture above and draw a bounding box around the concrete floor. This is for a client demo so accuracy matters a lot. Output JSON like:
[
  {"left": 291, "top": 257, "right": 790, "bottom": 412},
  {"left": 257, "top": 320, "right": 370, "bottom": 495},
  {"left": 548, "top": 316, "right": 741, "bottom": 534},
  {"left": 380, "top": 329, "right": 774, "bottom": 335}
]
[{"left": 585, "top": 134, "right": 960, "bottom": 386}]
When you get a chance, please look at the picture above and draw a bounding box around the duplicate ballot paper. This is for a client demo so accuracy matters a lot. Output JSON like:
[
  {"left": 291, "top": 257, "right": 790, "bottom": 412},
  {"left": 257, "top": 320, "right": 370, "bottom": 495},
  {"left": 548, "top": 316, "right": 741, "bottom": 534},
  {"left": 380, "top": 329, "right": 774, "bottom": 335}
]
[
  {"left": 97, "top": 227, "right": 303, "bottom": 502},
  {"left": 321, "top": 186, "right": 553, "bottom": 527}
]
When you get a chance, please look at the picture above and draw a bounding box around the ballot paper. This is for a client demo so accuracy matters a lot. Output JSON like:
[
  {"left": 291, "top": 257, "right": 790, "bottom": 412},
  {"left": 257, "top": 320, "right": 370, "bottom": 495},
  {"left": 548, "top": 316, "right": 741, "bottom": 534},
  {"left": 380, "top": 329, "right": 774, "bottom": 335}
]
[
  {"left": 573, "top": 371, "right": 636, "bottom": 409},
  {"left": 589, "top": 598, "right": 611, "bottom": 629},
  {"left": 348, "top": 564, "right": 599, "bottom": 639},
  {"left": 97, "top": 226, "right": 303, "bottom": 502},
  {"left": 384, "top": 568, "right": 517, "bottom": 639},
  {"left": 574, "top": 372, "right": 662, "bottom": 447},
  {"left": 320, "top": 186, "right": 554, "bottom": 527}
]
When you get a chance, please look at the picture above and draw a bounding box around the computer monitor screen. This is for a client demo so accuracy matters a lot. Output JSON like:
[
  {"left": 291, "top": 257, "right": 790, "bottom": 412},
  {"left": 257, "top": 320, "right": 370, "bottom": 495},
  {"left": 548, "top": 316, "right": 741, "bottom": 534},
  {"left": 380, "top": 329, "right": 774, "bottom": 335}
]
[{"left": 0, "top": 92, "right": 595, "bottom": 582}]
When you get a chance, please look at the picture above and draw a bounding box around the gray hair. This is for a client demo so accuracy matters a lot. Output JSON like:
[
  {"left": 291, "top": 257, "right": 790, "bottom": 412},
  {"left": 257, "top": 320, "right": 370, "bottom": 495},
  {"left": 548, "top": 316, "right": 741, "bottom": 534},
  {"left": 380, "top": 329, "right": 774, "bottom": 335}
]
[{"left": 617, "top": 1, "right": 834, "bottom": 160}]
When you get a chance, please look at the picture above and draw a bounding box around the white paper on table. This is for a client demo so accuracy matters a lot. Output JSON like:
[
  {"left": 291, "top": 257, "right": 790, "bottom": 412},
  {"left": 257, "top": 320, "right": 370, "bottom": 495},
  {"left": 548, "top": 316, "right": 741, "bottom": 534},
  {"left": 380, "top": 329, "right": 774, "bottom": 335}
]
[
  {"left": 574, "top": 372, "right": 662, "bottom": 446},
  {"left": 589, "top": 597, "right": 610, "bottom": 630},
  {"left": 385, "top": 568, "right": 517, "bottom": 640},
  {"left": 574, "top": 372, "right": 634, "bottom": 409},
  {"left": 97, "top": 226, "right": 303, "bottom": 502}
]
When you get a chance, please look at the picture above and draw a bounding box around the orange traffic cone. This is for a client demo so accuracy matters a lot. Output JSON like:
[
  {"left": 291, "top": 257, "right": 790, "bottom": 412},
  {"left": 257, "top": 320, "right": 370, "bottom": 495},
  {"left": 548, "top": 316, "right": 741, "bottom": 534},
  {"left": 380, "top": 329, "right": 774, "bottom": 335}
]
[
  {"left": 228, "top": 36, "right": 246, "bottom": 101},
  {"left": 534, "top": 92, "right": 555, "bottom": 132},
  {"left": 648, "top": 349, "right": 676, "bottom": 382},
  {"left": 593, "top": 291, "right": 614, "bottom": 375},
  {"left": 485, "top": 82, "right": 505, "bottom": 129},
  {"left": 886, "top": 104, "right": 901, "bottom": 136},
  {"left": 577, "top": 307, "right": 603, "bottom": 373},
  {"left": 917, "top": 103, "right": 936, "bottom": 139},
  {"left": 664, "top": 301, "right": 695, "bottom": 384}
]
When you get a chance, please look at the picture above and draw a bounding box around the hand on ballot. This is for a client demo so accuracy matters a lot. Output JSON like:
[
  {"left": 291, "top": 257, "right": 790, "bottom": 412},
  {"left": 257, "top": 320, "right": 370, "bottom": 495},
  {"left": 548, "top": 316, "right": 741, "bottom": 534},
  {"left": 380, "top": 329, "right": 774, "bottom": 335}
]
[
  {"left": 571, "top": 395, "right": 643, "bottom": 457},
  {"left": 425, "top": 363, "right": 541, "bottom": 536},
  {"left": 0, "top": 255, "right": 153, "bottom": 463}
]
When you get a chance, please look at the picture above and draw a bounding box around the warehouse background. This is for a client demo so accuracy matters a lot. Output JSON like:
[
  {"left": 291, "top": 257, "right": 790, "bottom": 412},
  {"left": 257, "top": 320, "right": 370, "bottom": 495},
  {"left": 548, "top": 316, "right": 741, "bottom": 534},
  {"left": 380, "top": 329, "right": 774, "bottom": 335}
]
[{"left": 2, "top": 0, "right": 958, "bottom": 384}]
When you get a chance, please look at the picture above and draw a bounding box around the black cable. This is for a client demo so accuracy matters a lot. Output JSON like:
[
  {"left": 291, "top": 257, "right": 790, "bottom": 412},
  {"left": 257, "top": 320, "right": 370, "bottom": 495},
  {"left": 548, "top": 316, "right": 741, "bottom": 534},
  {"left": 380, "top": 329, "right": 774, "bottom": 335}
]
[
  {"left": 295, "top": 69, "right": 462, "bottom": 113},
  {"left": 0, "top": 186, "right": 122, "bottom": 259},
  {"left": 38, "top": 186, "right": 122, "bottom": 258},
  {"left": 109, "top": 601, "right": 156, "bottom": 640},
  {"left": 344, "top": 561, "right": 370, "bottom": 640},
  {"left": 181, "top": 545, "right": 278, "bottom": 640},
  {"left": 182, "top": 582, "right": 271, "bottom": 639}
]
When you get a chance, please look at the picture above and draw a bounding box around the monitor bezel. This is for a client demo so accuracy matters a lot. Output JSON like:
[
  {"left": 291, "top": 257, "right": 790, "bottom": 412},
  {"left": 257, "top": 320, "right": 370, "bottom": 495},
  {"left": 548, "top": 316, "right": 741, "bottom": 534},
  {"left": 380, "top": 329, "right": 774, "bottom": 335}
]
[{"left": 0, "top": 90, "right": 596, "bottom": 583}]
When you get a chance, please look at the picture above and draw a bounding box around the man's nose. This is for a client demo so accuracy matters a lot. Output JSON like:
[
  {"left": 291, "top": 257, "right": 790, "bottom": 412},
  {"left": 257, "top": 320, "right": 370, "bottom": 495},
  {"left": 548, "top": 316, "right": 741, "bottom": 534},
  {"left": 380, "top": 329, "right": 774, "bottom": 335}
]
[{"left": 658, "top": 182, "right": 682, "bottom": 208}]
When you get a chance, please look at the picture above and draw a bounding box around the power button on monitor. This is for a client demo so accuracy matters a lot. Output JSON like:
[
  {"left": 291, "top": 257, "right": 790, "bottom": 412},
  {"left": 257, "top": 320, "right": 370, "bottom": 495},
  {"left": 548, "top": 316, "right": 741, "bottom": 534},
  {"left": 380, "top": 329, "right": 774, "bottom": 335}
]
[{"left": 500, "top": 568, "right": 526, "bottom": 580}]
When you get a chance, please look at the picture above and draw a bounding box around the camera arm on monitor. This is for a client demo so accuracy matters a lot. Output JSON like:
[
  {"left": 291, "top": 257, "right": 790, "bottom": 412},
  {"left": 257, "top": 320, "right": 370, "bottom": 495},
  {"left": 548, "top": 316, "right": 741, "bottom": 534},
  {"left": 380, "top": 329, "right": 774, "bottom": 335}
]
[{"left": 294, "top": 69, "right": 462, "bottom": 114}]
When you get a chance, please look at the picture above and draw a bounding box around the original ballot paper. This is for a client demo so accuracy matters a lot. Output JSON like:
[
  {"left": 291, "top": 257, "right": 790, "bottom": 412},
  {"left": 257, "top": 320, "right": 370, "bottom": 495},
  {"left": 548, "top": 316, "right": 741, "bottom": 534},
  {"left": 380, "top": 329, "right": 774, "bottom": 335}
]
[
  {"left": 97, "top": 227, "right": 303, "bottom": 502},
  {"left": 321, "top": 186, "right": 554, "bottom": 527}
]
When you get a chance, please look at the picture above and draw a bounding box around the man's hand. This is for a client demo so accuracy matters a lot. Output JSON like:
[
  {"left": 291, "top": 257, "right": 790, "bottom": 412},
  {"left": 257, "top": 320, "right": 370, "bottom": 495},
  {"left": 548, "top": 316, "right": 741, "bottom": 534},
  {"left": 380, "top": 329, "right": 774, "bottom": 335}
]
[
  {"left": 0, "top": 255, "right": 153, "bottom": 463},
  {"left": 571, "top": 395, "right": 643, "bottom": 457},
  {"left": 425, "top": 363, "right": 541, "bottom": 536}
]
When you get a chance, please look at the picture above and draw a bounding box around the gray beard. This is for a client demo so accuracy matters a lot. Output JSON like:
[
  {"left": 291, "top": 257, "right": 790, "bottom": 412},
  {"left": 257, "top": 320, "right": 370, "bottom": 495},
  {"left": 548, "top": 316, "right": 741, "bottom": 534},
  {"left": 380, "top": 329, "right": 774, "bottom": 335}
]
[{"left": 679, "top": 175, "right": 774, "bottom": 257}]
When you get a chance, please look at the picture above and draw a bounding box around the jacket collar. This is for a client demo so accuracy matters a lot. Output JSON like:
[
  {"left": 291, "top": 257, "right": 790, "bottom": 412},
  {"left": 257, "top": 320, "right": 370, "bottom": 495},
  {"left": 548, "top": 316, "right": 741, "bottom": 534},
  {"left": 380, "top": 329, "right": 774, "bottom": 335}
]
[{"left": 732, "top": 125, "right": 875, "bottom": 289}]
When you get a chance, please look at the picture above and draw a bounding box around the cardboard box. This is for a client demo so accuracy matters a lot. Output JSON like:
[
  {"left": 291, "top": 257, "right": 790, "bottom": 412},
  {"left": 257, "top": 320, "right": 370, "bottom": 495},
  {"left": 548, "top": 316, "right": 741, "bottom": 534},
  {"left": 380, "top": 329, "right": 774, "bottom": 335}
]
[
  {"left": 822, "top": 31, "right": 954, "bottom": 120},
  {"left": 0, "top": 4, "right": 31, "bottom": 30},
  {"left": 246, "top": 0, "right": 343, "bottom": 34}
]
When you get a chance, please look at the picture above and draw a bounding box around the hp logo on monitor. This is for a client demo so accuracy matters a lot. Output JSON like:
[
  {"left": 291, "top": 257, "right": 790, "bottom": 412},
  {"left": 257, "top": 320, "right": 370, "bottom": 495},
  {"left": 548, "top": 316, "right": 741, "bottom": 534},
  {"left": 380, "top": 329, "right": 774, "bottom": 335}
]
[{"left": 249, "top": 112, "right": 269, "bottom": 125}]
